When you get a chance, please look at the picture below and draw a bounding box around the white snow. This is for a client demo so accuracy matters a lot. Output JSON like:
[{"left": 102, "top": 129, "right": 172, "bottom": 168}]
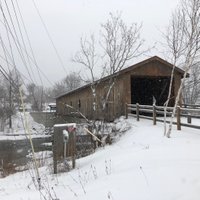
[
  {"left": 54, "top": 123, "right": 76, "bottom": 128},
  {"left": 0, "top": 112, "right": 46, "bottom": 140},
  {"left": 0, "top": 117, "right": 200, "bottom": 200}
]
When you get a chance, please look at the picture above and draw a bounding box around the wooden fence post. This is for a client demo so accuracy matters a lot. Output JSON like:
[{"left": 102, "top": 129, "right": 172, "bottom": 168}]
[
  {"left": 153, "top": 104, "right": 156, "bottom": 125},
  {"left": 53, "top": 126, "right": 58, "bottom": 174},
  {"left": 187, "top": 114, "right": 192, "bottom": 124},
  {"left": 71, "top": 131, "right": 76, "bottom": 169},
  {"left": 125, "top": 103, "right": 128, "bottom": 119},
  {"left": 136, "top": 103, "right": 139, "bottom": 121},
  {"left": 177, "top": 106, "right": 181, "bottom": 130}
]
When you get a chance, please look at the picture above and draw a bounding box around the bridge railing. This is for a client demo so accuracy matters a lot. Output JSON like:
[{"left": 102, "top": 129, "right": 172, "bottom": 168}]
[{"left": 125, "top": 103, "right": 200, "bottom": 130}]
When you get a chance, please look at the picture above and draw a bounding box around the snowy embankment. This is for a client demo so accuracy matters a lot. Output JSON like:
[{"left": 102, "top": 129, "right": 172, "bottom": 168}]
[
  {"left": 1, "top": 117, "right": 200, "bottom": 200},
  {"left": 0, "top": 112, "right": 46, "bottom": 140}
]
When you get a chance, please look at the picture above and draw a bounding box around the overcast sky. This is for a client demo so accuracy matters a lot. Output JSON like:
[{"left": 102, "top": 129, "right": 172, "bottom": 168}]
[{"left": 1, "top": 0, "right": 180, "bottom": 87}]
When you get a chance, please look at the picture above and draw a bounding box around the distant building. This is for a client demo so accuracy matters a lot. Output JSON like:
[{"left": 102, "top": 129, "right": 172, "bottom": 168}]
[
  {"left": 56, "top": 56, "right": 186, "bottom": 121},
  {"left": 47, "top": 103, "right": 56, "bottom": 112}
]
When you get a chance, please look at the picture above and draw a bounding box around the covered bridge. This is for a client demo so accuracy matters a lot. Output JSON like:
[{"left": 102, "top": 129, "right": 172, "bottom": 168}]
[{"left": 56, "top": 56, "right": 185, "bottom": 121}]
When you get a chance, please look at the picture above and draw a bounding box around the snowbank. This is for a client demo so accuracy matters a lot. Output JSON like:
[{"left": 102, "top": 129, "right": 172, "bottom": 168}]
[{"left": 0, "top": 117, "right": 200, "bottom": 200}]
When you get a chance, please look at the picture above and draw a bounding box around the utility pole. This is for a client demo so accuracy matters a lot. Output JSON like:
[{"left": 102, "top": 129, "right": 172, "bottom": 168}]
[{"left": 9, "top": 75, "right": 12, "bottom": 130}]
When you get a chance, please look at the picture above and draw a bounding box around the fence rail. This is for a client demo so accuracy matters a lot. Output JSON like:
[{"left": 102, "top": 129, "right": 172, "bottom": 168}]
[{"left": 125, "top": 103, "right": 200, "bottom": 130}]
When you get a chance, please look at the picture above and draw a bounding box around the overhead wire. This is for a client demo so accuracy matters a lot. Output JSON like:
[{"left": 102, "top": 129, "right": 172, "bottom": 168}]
[
  {"left": 0, "top": 34, "right": 11, "bottom": 73},
  {"left": 0, "top": 66, "right": 44, "bottom": 191},
  {"left": 0, "top": 13, "right": 54, "bottom": 87},
  {"left": 0, "top": 0, "right": 57, "bottom": 108},
  {"left": 14, "top": 0, "right": 44, "bottom": 87},
  {"left": 10, "top": 0, "right": 38, "bottom": 84},
  {"left": 0, "top": 21, "right": 40, "bottom": 113},
  {"left": 0, "top": 2, "right": 41, "bottom": 187},
  {"left": 0, "top": 1, "right": 60, "bottom": 192},
  {"left": 0, "top": 1, "right": 63, "bottom": 88},
  {"left": 0, "top": 31, "right": 39, "bottom": 85},
  {"left": 0, "top": 64, "right": 19, "bottom": 91},
  {"left": 0, "top": 1, "right": 50, "bottom": 124},
  {"left": 0, "top": 2, "right": 16, "bottom": 72},
  {"left": 0, "top": 0, "right": 37, "bottom": 84},
  {"left": 31, "top": 0, "right": 68, "bottom": 75},
  {"left": 10, "top": 0, "right": 45, "bottom": 111},
  {"left": 0, "top": 15, "right": 35, "bottom": 84},
  {"left": 0, "top": 18, "right": 54, "bottom": 86}
]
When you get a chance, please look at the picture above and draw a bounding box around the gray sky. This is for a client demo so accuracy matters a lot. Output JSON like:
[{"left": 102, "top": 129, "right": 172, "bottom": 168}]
[{"left": 1, "top": 0, "right": 180, "bottom": 87}]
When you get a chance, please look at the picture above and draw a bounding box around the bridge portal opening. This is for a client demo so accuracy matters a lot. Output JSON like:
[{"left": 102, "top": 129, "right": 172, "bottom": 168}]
[{"left": 131, "top": 76, "right": 174, "bottom": 106}]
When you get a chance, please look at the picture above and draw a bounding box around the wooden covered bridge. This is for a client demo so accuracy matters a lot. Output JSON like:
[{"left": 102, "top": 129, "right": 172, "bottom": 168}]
[{"left": 56, "top": 56, "right": 185, "bottom": 121}]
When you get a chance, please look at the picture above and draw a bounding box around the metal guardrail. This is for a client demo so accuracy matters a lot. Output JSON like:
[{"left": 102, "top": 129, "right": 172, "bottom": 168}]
[{"left": 125, "top": 103, "right": 200, "bottom": 130}]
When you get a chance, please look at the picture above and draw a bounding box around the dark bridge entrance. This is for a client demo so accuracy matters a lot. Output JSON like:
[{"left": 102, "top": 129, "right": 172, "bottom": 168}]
[{"left": 131, "top": 76, "right": 174, "bottom": 106}]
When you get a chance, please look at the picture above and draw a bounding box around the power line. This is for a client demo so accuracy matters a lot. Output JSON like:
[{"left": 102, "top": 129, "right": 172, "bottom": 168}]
[
  {"left": 0, "top": 1, "right": 55, "bottom": 87},
  {"left": 0, "top": 64, "right": 19, "bottom": 91},
  {"left": 0, "top": 3, "right": 36, "bottom": 84},
  {"left": 0, "top": 1, "right": 62, "bottom": 89},
  {"left": 14, "top": 0, "right": 44, "bottom": 87},
  {"left": 0, "top": 34, "right": 11, "bottom": 72},
  {"left": 0, "top": 3, "right": 16, "bottom": 72},
  {"left": 10, "top": 0, "right": 38, "bottom": 83},
  {"left": 0, "top": 18, "right": 54, "bottom": 86},
  {"left": 1, "top": 0, "right": 37, "bottom": 84},
  {"left": 0, "top": 53, "right": 34, "bottom": 83},
  {"left": 0, "top": 29, "right": 54, "bottom": 87},
  {"left": 10, "top": 0, "right": 45, "bottom": 109},
  {"left": 32, "top": 0, "right": 68, "bottom": 75}
]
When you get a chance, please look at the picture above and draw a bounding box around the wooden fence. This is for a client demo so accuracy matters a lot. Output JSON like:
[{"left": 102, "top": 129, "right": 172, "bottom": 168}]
[{"left": 125, "top": 103, "right": 200, "bottom": 130}]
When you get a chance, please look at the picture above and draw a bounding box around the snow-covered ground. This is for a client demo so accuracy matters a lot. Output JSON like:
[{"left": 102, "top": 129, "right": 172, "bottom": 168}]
[
  {"left": 0, "top": 117, "right": 200, "bottom": 200},
  {"left": 0, "top": 112, "right": 46, "bottom": 140}
]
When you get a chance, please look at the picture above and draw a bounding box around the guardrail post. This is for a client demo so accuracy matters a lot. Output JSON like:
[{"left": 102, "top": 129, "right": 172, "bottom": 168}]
[
  {"left": 177, "top": 106, "right": 181, "bottom": 130},
  {"left": 153, "top": 104, "right": 156, "bottom": 125},
  {"left": 136, "top": 103, "right": 139, "bottom": 121}
]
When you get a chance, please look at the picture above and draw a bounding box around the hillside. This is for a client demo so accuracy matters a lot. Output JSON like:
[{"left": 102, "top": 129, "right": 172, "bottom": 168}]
[{"left": 0, "top": 117, "right": 200, "bottom": 200}]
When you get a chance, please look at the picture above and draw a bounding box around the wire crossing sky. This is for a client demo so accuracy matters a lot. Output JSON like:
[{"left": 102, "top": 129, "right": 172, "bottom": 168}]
[{"left": 0, "top": 0, "right": 180, "bottom": 87}]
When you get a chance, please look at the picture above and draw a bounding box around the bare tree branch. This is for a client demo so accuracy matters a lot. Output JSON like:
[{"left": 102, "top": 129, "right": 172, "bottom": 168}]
[
  {"left": 164, "top": 0, "right": 200, "bottom": 137},
  {"left": 73, "top": 12, "right": 147, "bottom": 119}
]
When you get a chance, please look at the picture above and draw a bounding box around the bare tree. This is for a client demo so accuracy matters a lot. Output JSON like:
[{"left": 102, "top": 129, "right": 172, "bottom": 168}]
[
  {"left": 100, "top": 12, "right": 145, "bottom": 110},
  {"left": 63, "top": 72, "right": 82, "bottom": 92},
  {"left": 26, "top": 83, "right": 45, "bottom": 111},
  {"left": 0, "top": 77, "right": 10, "bottom": 131},
  {"left": 163, "top": 6, "right": 186, "bottom": 136},
  {"left": 182, "top": 62, "right": 200, "bottom": 104},
  {"left": 73, "top": 35, "right": 99, "bottom": 114},
  {"left": 73, "top": 12, "right": 146, "bottom": 119},
  {"left": 51, "top": 72, "right": 83, "bottom": 97},
  {"left": 0, "top": 69, "right": 22, "bottom": 131},
  {"left": 101, "top": 12, "right": 144, "bottom": 75},
  {"left": 51, "top": 82, "right": 66, "bottom": 97},
  {"left": 165, "top": 0, "right": 200, "bottom": 137}
]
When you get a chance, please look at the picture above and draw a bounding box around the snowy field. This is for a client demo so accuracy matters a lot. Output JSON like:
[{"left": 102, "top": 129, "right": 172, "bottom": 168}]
[{"left": 0, "top": 117, "right": 200, "bottom": 200}]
